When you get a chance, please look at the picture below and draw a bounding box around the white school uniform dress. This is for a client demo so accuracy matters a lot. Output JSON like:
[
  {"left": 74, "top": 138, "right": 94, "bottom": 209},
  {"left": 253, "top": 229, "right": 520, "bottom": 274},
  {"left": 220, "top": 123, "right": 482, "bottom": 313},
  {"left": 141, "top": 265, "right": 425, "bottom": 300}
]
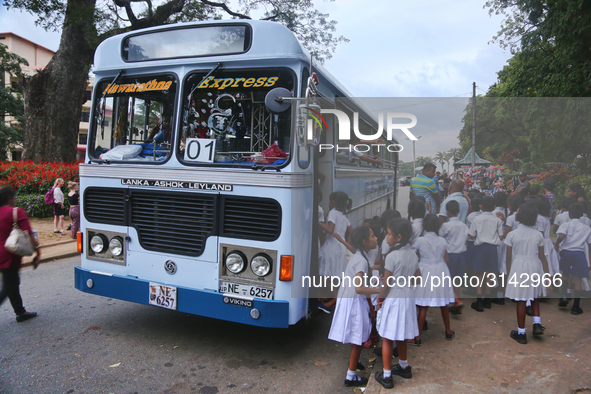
[
  {"left": 368, "top": 246, "right": 380, "bottom": 307},
  {"left": 493, "top": 207, "right": 508, "bottom": 274},
  {"left": 378, "top": 244, "right": 420, "bottom": 341},
  {"left": 414, "top": 232, "right": 455, "bottom": 307},
  {"left": 506, "top": 213, "right": 520, "bottom": 231},
  {"left": 582, "top": 214, "right": 591, "bottom": 227},
  {"left": 410, "top": 218, "right": 424, "bottom": 250},
  {"left": 536, "top": 214, "right": 560, "bottom": 276},
  {"left": 319, "top": 208, "right": 350, "bottom": 277},
  {"left": 318, "top": 205, "right": 325, "bottom": 269},
  {"left": 504, "top": 225, "right": 547, "bottom": 301},
  {"left": 328, "top": 251, "right": 372, "bottom": 346}
]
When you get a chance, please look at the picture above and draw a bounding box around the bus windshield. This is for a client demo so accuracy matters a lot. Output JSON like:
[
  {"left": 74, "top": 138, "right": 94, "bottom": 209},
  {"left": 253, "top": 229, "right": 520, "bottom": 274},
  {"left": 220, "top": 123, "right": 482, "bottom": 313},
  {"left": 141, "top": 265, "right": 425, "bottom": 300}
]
[
  {"left": 178, "top": 69, "right": 294, "bottom": 166},
  {"left": 89, "top": 74, "right": 177, "bottom": 162}
]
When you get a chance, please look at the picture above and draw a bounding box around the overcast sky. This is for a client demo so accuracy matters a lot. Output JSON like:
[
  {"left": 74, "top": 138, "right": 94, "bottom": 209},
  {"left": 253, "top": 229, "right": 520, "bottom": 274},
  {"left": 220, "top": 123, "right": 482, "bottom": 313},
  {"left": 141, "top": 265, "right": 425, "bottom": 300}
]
[{"left": 0, "top": 0, "right": 512, "bottom": 169}]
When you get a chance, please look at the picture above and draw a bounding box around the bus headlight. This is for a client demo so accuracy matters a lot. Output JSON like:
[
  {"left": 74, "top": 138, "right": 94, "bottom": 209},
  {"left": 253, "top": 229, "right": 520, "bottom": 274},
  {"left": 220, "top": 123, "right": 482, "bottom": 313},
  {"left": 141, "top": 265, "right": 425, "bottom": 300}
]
[
  {"left": 251, "top": 254, "right": 272, "bottom": 277},
  {"left": 90, "top": 234, "right": 108, "bottom": 253},
  {"left": 109, "top": 236, "right": 124, "bottom": 256},
  {"left": 226, "top": 251, "right": 246, "bottom": 274}
]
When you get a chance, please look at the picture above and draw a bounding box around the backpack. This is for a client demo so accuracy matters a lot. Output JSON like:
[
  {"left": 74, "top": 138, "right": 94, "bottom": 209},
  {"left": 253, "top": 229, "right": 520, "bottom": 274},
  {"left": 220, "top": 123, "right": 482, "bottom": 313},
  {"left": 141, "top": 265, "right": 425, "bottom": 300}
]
[{"left": 45, "top": 188, "right": 55, "bottom": 205}]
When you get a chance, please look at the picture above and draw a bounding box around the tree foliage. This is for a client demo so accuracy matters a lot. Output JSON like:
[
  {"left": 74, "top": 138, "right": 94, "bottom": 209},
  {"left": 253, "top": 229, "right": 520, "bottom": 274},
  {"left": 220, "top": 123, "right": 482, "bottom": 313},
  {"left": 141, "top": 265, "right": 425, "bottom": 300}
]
[
  {"left": 456, "top": 0, "right": 591, "bottom": 169},
  {"left": 0, "top": 43, "right": 28, "bottom": 161}
]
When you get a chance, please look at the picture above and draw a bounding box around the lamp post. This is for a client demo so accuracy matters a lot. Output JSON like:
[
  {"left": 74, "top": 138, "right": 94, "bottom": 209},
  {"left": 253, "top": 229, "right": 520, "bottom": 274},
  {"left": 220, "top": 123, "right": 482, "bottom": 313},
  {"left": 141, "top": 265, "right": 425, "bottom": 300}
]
[{"left": 406, "top": 136, "right": 422, "bottom": 177}]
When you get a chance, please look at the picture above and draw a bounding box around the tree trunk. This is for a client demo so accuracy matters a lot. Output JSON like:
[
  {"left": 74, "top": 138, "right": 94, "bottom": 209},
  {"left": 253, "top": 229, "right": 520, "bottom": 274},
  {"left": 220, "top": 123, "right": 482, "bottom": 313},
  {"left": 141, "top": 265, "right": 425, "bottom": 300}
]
[{"left": 22, "top": 0, "right": 97, "bottom": 163}]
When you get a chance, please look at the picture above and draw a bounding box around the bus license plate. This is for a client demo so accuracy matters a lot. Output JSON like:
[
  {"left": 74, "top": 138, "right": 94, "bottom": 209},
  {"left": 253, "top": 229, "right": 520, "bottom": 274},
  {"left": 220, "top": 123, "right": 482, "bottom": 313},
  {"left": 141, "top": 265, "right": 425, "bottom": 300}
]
[
  {"left": 219, "top": 281, "right": 273, "bottom": 300},
  {"left": 149, "top": 282, "right": 177, "bottom": 310}
]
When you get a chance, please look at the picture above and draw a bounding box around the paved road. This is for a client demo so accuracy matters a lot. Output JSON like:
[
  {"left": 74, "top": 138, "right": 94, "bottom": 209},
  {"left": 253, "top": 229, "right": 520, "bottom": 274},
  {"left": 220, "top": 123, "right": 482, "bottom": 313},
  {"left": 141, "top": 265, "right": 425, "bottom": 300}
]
[{"left": 0, "top": 258, "right": 360, "bottom": 394}]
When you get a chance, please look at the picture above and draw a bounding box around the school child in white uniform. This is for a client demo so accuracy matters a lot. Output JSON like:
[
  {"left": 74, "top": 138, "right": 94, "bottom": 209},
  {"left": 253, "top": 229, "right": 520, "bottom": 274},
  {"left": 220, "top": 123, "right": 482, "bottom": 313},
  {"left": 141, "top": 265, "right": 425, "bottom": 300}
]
[
  {"left": 505, "top": 194, "right": 525, "bottom": 235},
  {"left": 493, "top": 191, "right": 508, "bottom": 277},
  {"left": 505, "top": 202, "right": 551, "bottom": 344},
  {"left": 411, "top": 214, "right": 455, "bottom": 346},
  {"left": 439, "top": 200, "right": 469, "bottom": 313},
  {"left": 408, "top": 199, "right": 425, "bottom": 248},
  {"left": 328, "top": 226, "right": 380, "bottom": 387},
  {"left": 555, "top": 203, "right": 591, "bottom": 315},
  {"left": 469, "top": 196, "right": 504, "bottom": 311},
  {"left": 319, "top": 191, "right": 354, "bottom": 277},
  {"left": 552, "top": 198, "right": 575, "bottom": 235},
  {"left": 374, "top": 219, "right": 420, "bottom": 389},
  {"left": 532, "top": 195, "right": 560, "bottom": 276},
  {"left": 362, "top": 218, "right": 382, "bottom": 348},
  {"left": 465, "top": 197, "right": 483, "bottom": 279}
]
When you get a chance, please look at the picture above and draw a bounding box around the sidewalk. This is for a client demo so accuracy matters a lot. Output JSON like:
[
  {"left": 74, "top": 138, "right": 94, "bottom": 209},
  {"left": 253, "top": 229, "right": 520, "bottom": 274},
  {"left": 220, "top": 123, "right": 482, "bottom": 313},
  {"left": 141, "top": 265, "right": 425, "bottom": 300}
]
[
  {"left": 360, "top": 297, "right": 591, "bottom": 394},
  {"left": 22, "top": 217, "right": 80, "bottom": 268}
]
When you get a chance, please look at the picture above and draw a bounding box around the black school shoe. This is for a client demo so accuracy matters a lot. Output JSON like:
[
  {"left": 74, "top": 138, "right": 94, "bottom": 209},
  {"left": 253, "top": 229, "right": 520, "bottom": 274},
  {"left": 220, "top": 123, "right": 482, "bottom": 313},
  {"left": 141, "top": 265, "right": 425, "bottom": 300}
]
[
  {"left": 571, "top": 306, "right": 583, "bottom": 315},
  {"left": 356, "top": 362, "right": 365, "bottom": 372},
  {"left": 491, "top": 298, "right": 505, "bottom": 305},
  {"left": 483, "top": 298, "right": 492, "bottom": 309},
  {"left": 510, "top": 330, "right": 527, "bottom": 344},
  {"left": 525, "top": 306, "right": 533, "bottom": 316},
  {"left": 374, "top": 371, "right": 394, "bottom": 389},
  {"left": 558, "top": 297, "right": 569, "bottom": 307},
  {"left": 391, "top": 363, "right": 412, "bottom": 379},
  {"left": 532, "top": 323, "right": 545, "bottom": 336},
  {"left": 373, "top": 346, "right": 399, "bottom": 359},
  {"left": 471, "top": 300, "right": 484, "bottom": 312},
  {"left": 344, "top": 376, "right": 368, "bottom": 387}
]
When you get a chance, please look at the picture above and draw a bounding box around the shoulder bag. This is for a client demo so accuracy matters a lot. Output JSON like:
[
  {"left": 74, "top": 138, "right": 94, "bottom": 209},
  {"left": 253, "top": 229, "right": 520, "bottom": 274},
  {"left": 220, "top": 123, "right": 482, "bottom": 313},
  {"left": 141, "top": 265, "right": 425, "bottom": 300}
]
[{"left": 5, "top": 207, "right": 35, "bottom": 256}]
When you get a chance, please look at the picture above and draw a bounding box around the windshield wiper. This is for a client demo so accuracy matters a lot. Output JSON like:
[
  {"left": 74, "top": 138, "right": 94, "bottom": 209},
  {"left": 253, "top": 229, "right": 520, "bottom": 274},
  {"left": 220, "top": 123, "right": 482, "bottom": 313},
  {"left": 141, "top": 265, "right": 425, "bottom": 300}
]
[{"left": 98, "top": 70, "right": 125, "bottom": 139}]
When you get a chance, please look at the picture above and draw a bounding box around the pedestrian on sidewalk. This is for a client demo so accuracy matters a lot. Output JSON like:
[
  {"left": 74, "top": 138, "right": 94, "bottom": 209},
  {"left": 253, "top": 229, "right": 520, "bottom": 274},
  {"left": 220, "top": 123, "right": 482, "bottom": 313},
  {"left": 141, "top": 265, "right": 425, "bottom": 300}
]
[
  {"left": 68, "top": 181, "right": 80, "bottom": 239},
  {"left": 52, "top": 178, "right": 66, "bottom": 235},
  {"left": 0, "top": 186, "right": 41, "bottom": 322}
]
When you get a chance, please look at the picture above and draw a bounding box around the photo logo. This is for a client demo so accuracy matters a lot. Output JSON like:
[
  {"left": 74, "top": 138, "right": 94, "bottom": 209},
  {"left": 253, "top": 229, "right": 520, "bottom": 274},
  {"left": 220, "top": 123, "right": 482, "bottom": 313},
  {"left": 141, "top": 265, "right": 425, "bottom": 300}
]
[{"left": 308, "top": 110, "right": 417, "bottom": 153}]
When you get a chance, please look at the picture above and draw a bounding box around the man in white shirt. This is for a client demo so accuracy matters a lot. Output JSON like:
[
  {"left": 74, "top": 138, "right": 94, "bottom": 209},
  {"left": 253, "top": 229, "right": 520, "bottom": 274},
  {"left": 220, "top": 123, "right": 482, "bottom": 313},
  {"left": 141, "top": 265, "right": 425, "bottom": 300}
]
[{"left": 439, "top": 180, "right": 471, "bottom": 224}]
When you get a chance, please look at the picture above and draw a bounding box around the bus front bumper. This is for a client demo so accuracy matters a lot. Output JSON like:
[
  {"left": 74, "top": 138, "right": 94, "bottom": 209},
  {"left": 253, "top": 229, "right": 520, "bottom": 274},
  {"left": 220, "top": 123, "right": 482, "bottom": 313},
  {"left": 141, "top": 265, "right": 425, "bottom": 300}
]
[{"left": 74, "top": 266, "right": 289, "bottom": 328}]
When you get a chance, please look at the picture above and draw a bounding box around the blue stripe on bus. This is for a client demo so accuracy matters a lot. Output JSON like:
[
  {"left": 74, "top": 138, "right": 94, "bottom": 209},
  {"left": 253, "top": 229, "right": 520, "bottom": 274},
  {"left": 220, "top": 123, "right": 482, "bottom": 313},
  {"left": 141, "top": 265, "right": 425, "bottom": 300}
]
[{"left": 74, "top": 266, "right": 289, "bottom": 328}]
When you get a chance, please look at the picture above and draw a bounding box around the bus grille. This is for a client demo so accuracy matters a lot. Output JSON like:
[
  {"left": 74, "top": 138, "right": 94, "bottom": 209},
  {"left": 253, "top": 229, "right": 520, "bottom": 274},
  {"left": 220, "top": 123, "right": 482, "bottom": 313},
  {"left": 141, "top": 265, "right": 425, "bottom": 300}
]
[
  {"left": 83, "top": 188, "right": 281, "bottom": 256},
  {"left": 130, "top": 190, "right": 217, "bottom": 256},
  {"left": 83, "top": 188, "right": 126, "bottom": 225},
  {"left": 221, "top": 196, "right": 282, "bottom": 241}
]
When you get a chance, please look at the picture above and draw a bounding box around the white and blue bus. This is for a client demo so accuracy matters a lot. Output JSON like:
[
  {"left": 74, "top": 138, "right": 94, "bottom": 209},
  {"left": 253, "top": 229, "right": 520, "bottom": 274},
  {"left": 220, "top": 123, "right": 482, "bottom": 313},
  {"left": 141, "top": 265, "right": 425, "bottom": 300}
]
[{"left": 75, "top": 20, "right": 399, "bottom": 328}]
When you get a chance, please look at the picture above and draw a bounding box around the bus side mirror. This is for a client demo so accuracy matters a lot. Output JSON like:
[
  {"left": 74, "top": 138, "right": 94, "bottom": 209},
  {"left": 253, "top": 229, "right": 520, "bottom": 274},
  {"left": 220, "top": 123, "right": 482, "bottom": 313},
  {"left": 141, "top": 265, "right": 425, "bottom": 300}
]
[{"left": 264, "top": 87, "right": 292, "bottom": 113}]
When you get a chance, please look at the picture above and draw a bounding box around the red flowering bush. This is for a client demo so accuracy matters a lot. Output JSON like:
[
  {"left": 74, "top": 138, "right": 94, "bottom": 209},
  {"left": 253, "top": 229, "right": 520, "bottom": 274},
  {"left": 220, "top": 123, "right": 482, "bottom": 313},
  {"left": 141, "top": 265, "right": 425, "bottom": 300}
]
[
  {"left": 0, "top": 161, "right": 79, "bottom": 217},
  {"left": 532, "top": 167, "right": 575, "bottom": 185},
  {"left": 0, "top": 161, "right": 79, "bottom": 194}
]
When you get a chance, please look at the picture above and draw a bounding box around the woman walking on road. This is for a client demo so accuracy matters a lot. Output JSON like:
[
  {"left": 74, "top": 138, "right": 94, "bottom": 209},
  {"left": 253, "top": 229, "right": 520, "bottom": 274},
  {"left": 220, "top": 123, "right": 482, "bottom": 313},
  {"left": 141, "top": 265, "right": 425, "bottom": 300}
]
[{"left": 0, "top": 186, "right": 41, "bottom": 322}]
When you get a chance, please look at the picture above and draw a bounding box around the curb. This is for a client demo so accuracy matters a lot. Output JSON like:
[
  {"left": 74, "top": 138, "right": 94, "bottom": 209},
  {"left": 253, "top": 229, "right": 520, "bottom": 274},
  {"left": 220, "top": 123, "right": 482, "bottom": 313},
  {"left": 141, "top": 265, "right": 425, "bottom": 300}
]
[
  {"left": 22, "top": 251, "right": 81, "bottom": 269},
  {"left": 38, "top": 239, "right": 76, "bottom": 249}
]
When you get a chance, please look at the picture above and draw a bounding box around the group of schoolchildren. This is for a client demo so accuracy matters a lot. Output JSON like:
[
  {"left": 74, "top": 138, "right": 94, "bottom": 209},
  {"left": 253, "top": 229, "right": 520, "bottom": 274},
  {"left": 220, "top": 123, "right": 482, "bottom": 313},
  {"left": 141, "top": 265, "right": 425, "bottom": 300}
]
[{"left": 319, "top": 180, "right": 591, "bottom": 390}]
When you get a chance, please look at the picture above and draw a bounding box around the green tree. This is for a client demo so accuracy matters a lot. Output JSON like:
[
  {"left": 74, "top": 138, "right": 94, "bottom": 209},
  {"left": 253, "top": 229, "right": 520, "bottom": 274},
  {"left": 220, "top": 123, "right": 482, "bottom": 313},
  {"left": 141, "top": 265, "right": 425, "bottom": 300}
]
[
  {"left": 416, "top": 156, "right": 433, "bottom": 167},
  {"left": 434, "top": 151, "right": 446, "bottom": 172},
  {"left": 480, "top": 0, "right": 591, "bottom": 167},
  {"left": 4, "top": 0, "right": 347, "bottom": 162},
  {"left": 0, "top": 43, "right": 28, "bottom": 161},
  {"left": 487, "top": 0, "right": 591, "bottom": 97}
]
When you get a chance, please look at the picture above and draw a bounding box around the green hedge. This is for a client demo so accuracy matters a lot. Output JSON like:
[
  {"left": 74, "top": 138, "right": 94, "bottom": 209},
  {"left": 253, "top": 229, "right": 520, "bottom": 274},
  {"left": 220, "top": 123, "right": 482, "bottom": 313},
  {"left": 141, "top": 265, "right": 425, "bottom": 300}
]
[{"left": 16, "top": 193, "right": 70, "bottom": 218}]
